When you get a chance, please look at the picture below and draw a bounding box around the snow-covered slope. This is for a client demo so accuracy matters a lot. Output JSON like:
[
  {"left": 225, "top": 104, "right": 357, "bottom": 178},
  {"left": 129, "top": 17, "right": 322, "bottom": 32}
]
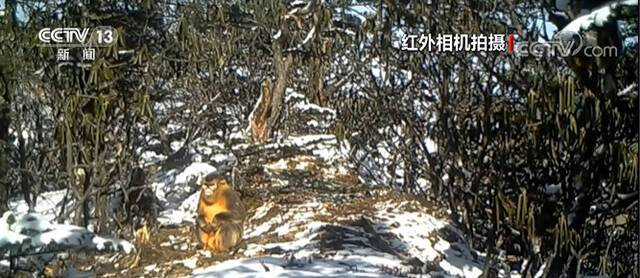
[
  {"left": 0, "top": 210, "right": 134, "bottom": 274},
  {"left": 123, "top": 123, "right": 486, "bottom": 277},
  {"left": 2, "top": 90, "right": 483, "bottom": 277},
  {"left": 192, "top": 194, "right": 484, "bottom": 278}
]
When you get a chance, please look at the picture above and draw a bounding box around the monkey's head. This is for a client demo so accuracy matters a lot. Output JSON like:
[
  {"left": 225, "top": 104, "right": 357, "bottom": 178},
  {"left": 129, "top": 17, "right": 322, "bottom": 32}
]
[{"left": 200, "top": 172, "right": 230, "bottom": 204}]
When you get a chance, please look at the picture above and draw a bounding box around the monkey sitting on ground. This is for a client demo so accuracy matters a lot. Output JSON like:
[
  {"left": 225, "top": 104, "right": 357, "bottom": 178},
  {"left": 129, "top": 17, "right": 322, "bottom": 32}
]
[{"left": 195, "top": 172, "right": 247, "bottom": 252}]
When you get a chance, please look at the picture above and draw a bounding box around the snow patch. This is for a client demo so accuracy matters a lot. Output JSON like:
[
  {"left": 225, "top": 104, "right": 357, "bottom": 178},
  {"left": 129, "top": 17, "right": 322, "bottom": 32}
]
[{"left": 0, "top": 211, "right": 134, "bottom": 261}]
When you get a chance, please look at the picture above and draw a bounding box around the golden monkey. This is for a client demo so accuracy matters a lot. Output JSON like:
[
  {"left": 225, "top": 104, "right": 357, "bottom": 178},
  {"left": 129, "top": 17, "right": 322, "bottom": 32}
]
[{"left": 195, "top": 173, "right": 246, "bottom": 252}]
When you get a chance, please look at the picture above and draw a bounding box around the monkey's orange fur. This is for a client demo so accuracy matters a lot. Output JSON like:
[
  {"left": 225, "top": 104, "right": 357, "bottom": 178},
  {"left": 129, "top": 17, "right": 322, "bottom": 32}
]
[{"left": 196, "top": 177, "right": 246, "bottom": 252}]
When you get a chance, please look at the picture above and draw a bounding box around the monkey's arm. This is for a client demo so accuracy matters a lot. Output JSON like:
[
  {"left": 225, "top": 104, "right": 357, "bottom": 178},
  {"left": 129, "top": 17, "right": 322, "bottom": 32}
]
[
  {"left": 214, "top": 208, "right": 247, "bottom": 225},
  {"left": 221, "top": 191, "right": 247, "bottom": 221},
  {"left": 214, "top": 212, "right": 240, "bottom": 222},
  {"left": 196, "top": 214, "right": 218, "bottom": 233}
]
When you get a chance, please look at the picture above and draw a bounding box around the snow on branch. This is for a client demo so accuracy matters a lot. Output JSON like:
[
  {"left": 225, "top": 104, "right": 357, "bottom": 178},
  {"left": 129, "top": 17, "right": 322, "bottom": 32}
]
[
  {"left": 556, "top": 0, "right": 638, "bottom": 35},
  {"left": 617, "top": 83, "right": 638, "bottom": 98}
]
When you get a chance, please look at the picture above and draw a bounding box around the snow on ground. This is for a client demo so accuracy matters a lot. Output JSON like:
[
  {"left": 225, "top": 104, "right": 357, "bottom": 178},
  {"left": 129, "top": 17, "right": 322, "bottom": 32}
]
[
  {"left": 0, "top": 212, "right": 135, "bottom": 254},
  {"left": 234, "top": 134, "right": 343, "bottom": 163},
  {"left": 286, "top": 90, "right": 336, "bottom": 119},
  {"left": 141, "top": 150, "right": 168, "bottom": 166},
  {"left": 0, "top": 210, "right": 134, "bottom": 273},
  {"left": 114, "top": 130, "right": 484, "bottom": 278},
  {"left": 153, "top": 150, "right": 237, "bottom": 226},
  {"left": 190, "top": 191, "right": 484, "bottom": 278},
  {"left": 1, "top": 127, "right": 482, "bottom": 278},
  {"left": 283, "top": 88, "right": 337, "bottom": 135},
  {"left": 157, "top": 190, "right": 201, "bottom": 227},
  {"left": 192, "top": 256, "right": 400, "bottom": 278},
  {"left": 8, "top": 190, "right": 70, "bottom": 223},
  {"left": 155, "top": 162, "right": 218, "bottom": 226},
  {"left": 374, "top": 201, "right": 482, "bottom": 277},
  {"left": 194, "top": 134, "right": 481, "bottom": 277},
  {"left": 156, "top": 135, "right": 348, "bottom": 228},
  {"left": 1, "top": 86, "right": 479, "bottom": 277}
]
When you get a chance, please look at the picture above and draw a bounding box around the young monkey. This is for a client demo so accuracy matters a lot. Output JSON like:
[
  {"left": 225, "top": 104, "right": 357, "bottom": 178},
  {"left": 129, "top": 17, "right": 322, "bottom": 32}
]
[{"left": 195, "top": 172, "right": 247, "bottom": 252}]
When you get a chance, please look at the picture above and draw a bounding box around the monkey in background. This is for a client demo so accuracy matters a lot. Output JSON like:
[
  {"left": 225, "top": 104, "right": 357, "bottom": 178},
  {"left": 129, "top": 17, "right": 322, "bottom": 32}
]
[
  {"left": 121, "top": 167, "right": 160, "bottom": 268},
  {"left": 195, "top": 172, "right": 246, "bottom": 252},
  {"left": 126, "top": 167, "right": 159, "bottom": 230}
]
